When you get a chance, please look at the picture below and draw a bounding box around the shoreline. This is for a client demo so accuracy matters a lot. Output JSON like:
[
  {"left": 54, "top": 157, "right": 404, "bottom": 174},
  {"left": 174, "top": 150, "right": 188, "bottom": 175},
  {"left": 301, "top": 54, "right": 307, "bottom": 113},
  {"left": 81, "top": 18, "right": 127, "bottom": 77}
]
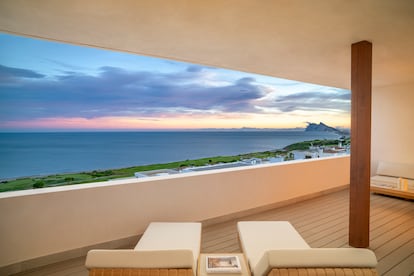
[
  {"left": 0, "top": 137, "right": 349, "bottom": 193},
  {"left": 1, "top": 129, "right": 346, "bottom": 180}
]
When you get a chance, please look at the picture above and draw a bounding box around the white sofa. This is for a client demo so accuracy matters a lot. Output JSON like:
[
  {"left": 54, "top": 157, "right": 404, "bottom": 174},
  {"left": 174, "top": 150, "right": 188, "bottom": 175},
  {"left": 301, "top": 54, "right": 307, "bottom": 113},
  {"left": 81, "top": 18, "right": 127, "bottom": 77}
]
[
  {"left": 85, "top": 222, "right": 201, "bottom": 276},
  {"left": 371, "top": 161, "right": 414, "bottom": 199},
  {"left": 237, "top": 221, "right": 378, "bottom": 276}
]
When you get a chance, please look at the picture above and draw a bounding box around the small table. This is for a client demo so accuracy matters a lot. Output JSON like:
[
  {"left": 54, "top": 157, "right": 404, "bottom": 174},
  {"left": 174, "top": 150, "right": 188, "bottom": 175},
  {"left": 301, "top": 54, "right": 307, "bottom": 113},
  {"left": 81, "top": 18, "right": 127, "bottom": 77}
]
[{"left": 198, "top": 253, "right": 250, "bottom": 276}]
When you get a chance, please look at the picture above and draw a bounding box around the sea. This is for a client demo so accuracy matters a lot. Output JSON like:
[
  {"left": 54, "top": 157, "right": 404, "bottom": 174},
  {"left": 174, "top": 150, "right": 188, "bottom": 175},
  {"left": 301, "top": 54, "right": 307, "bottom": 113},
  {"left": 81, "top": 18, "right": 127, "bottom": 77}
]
[{"left": 0, "top": 130, "right": 341, "bottom": 180}]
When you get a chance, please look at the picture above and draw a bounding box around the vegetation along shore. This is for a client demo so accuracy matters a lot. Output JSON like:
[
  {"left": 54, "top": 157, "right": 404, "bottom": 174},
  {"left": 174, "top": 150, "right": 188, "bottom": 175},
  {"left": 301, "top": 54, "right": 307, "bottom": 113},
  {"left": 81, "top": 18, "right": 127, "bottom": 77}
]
[{"left": 0, "top": 138, "right": 349, "bottom": 193}]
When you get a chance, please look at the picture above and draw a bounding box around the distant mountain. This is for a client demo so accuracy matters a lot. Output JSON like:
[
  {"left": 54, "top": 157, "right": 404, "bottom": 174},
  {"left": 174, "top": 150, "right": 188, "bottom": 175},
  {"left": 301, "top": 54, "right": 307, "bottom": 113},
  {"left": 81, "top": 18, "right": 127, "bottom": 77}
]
[{"left": 305, "top": 122, "right": 347, "bottom": 135}]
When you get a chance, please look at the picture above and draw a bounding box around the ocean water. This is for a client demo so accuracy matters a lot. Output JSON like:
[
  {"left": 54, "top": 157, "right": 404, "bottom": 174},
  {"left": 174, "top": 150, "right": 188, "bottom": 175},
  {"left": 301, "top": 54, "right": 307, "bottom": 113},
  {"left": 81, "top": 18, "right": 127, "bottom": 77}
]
[{"left": 0, "top": 131, "right": 340, "bottom": 179}]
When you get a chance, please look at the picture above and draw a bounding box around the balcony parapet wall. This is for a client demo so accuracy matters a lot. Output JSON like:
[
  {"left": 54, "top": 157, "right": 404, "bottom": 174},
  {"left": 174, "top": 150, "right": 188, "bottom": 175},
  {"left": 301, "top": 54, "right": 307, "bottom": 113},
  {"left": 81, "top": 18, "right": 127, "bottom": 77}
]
[{"left": 0, "top": 156, "right": 350, "bottom": 273}]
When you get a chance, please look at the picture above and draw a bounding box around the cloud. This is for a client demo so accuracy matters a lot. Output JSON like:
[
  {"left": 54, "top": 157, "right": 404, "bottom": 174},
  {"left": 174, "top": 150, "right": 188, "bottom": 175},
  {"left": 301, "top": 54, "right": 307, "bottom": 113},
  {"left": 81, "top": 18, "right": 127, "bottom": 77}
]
[
  {"left": 272, "top": 90, "right": 350, "bottom": 113},
  {"left": 0, "top": 64, "right": 45, "bottom": 83},
  {"left": 0, "top": 63, "right": 351, "bottom": 129},
  {"left": 186, "top": 65, "right": 204, "bottom": 72},
  {"left": 44, "top": 58, "right": 87, "bottom": 71},
  {"left": 0, "top": 64, "right": 268, "bottom": 121}
]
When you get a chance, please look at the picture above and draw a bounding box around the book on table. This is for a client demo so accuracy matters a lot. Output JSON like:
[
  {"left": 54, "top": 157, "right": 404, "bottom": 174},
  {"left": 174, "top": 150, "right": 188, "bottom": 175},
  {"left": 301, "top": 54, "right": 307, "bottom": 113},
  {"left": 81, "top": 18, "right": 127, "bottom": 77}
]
[{"left": 206, "top": 255, "right": 242, "bottom": 273}]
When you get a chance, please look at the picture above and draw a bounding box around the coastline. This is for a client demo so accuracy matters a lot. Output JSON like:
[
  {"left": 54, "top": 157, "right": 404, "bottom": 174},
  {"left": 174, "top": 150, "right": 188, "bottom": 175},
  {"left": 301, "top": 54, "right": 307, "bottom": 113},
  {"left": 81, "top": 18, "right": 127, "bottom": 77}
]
[
  {"left": 0, "top": 130, "right": 344, "bottom": 180},
  {"left": 0, "top": 137, "right": 349, "bottom": 193}
]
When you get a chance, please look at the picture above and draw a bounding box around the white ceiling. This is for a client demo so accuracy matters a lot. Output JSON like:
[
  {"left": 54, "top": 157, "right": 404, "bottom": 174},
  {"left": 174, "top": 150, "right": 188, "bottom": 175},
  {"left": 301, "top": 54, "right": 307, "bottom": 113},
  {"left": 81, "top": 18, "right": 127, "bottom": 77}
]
[{"left": 1, "top": 0, "right": 413, "bottom": 90}]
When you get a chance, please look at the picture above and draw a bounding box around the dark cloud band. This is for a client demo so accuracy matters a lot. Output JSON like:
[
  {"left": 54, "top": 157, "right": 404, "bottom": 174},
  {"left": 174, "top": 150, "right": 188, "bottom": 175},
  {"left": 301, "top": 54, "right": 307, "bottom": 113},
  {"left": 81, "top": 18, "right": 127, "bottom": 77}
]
[{"left": 0, "top": 64, "right": 267, "bottom": 120}]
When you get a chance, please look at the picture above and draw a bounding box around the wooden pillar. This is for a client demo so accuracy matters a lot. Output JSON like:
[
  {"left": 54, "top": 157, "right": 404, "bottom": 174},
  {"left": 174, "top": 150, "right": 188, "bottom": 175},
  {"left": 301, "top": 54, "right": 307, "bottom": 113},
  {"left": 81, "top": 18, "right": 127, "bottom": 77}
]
[{"left": 349, "top": 40, "right": 372, "bottom": 248}]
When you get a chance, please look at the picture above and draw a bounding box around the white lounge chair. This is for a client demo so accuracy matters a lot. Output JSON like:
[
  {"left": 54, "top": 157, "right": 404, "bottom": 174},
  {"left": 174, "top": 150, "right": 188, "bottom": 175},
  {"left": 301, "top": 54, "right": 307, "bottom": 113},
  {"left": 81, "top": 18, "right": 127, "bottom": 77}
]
[
  {"left": 237, "top": 221, "right": 378, "bottom": 276},
  {"left": 85, "top": 222, "right": 202, "bottom": 276}
]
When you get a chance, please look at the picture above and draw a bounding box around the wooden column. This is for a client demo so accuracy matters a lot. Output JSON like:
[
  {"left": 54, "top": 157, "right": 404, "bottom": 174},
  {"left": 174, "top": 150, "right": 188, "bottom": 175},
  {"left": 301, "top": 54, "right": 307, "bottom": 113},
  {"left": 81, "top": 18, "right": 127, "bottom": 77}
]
[{"left": 349, "top": 40, "right": 372, "bottom": 248}]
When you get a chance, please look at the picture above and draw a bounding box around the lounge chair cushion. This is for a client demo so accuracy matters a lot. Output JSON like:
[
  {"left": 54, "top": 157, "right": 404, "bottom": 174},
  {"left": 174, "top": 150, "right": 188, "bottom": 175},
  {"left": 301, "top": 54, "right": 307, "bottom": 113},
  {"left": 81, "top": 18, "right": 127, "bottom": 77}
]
[
  {"left": 134, "top": 222, "right": 201, "bottom": 275},
  {"left": 237, "top": 221, "right": 310, "bottom": 273},
  {"left": 85, "top": 222, "right": 201, "bottom": 276},
  {"left": 254, "top": 248, "right": 378, "bottom": 276},
  {"left": 85, "top": 249, "right": 194, "bottom": 268}
]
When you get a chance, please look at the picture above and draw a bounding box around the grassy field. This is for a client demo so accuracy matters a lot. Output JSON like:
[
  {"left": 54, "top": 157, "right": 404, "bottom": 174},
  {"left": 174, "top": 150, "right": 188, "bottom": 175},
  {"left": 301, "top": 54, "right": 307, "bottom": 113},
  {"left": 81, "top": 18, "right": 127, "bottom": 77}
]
[{"left": 0, "top": 138, "right": 349, "bottom": 193}]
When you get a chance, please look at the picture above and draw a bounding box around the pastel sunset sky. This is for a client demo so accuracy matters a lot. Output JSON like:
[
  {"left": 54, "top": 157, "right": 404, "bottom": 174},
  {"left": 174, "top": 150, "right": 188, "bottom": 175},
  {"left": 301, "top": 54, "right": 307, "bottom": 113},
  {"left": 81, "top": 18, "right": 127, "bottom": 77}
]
[{"left": 0, "top": 33, "right": 350, "bottom": 131}]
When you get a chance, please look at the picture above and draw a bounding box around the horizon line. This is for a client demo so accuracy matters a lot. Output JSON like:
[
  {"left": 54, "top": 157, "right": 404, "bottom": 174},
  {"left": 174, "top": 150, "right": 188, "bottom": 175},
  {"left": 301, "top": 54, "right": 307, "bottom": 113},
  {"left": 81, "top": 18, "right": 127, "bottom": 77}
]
[{"left": 0, "top": 126, "right": 352, "bottom": 133}]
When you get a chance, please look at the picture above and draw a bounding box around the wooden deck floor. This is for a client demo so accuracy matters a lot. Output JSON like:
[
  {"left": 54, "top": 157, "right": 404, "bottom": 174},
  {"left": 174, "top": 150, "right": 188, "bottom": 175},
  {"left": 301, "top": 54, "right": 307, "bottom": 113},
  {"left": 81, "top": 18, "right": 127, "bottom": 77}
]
[{"left": 13, "top": 188, "right": 414, "bottom": 276}]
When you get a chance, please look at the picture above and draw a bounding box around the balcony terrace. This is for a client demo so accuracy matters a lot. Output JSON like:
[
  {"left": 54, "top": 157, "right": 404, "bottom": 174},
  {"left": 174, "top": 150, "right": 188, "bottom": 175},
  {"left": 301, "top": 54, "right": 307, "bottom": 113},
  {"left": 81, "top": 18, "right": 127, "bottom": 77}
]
[
  {"left": 0, "top": 157, "right": 412, "bottom": 276},
  {"left": 10, "top": 186, "right": 414, "bottom": 276}
]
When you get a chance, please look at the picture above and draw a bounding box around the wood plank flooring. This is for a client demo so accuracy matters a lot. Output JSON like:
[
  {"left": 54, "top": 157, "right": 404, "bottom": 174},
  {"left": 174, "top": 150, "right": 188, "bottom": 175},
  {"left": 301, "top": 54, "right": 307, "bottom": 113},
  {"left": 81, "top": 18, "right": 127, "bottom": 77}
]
[{"left": 12, "top": 188, "right": 414, "bottom": 276}]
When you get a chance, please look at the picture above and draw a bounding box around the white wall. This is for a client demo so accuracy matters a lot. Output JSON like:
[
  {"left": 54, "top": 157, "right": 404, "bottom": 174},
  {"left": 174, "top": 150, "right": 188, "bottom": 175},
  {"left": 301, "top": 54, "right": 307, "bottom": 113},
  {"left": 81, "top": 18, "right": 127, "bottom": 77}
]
[
  {"left": 0, "top": 156, "right": 349, "bottom": 268},
  {"left": 371, "top": 82, "right": 414, "bottom": 173}
]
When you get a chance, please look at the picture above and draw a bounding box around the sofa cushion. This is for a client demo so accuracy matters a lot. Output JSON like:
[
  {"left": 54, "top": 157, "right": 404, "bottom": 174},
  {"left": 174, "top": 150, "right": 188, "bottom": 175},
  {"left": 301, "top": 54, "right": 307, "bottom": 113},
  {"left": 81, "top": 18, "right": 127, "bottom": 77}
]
[
  {"left": 377, "top": 161, "right": 414, "bottom": 180},
  {"left": 237, "top": 221, "right": 310, "bottom": 274},
  {"left": 254, "top": 248, "right": 378, "bottom": 276},
  {"left": 85, "top": 249, "right": 194, "bottom": 269}
]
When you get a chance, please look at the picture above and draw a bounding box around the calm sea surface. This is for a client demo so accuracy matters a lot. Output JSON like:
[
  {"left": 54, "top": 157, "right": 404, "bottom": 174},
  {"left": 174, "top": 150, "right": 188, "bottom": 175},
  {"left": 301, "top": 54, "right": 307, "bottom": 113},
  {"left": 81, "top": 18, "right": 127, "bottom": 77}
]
[{"left": 0, "top": 131, "right": 340, "bottom": 179}]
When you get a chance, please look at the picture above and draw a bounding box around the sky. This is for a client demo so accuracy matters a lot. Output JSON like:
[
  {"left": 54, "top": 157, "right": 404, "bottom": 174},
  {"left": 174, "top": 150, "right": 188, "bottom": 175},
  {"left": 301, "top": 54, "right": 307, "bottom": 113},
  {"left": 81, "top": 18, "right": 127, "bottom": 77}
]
[{"left": 0, "top": 33, "right": 350, "bottom": 131}]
